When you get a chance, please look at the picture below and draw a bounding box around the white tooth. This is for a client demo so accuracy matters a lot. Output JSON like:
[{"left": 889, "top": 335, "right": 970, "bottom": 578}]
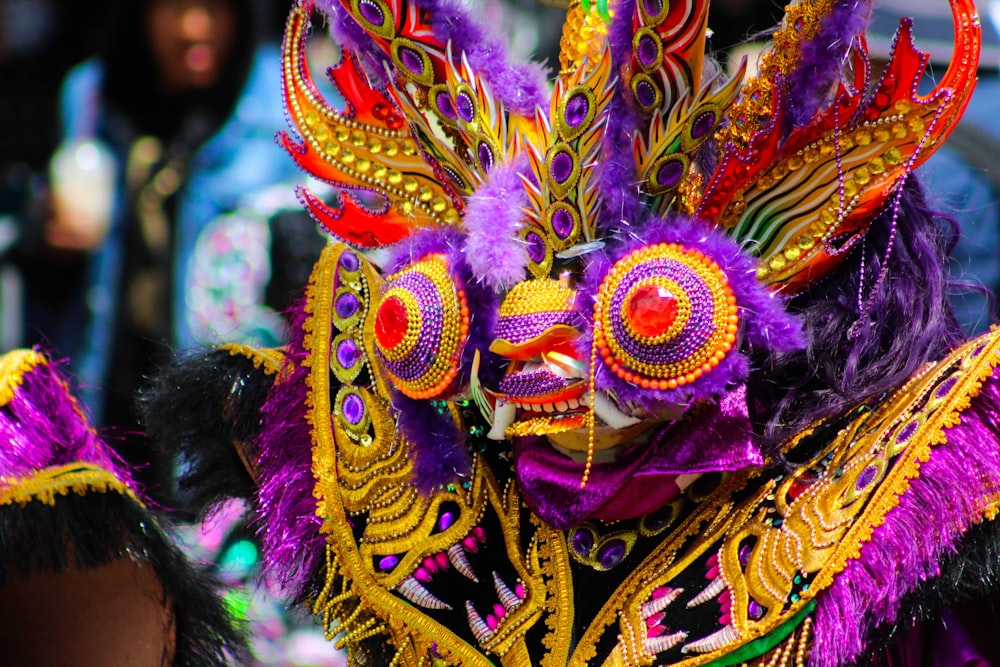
[
  {"left": 542, "top": 403, "right": 556, "bottom": 413},
  {"left": 531, "top": 403, "right": 543, "bottom": 413},
  {"left": 641, "top": 588, "right": 683, "bottom": 618},
  {"left": 687, "top": 577, "right": 726, "bottom": 607},
  {"left": 593, "top": 392, "right": 642, "bottom": 429},
  {"left": 554, "top": 401, "right": 569, "bottom": 412},
  {"left": 396, "top": 577, "right": 451, "bottom": 610},
  {"left": 567, "top": 398, "right": 580, "bottom": 409},
  {"left": 681, "top": 625, "right": 739, "bottom": 654},
  {"left": 448, "top": 544, "right": 478, "bottom": 582},
  {"left": 644, "top": 630, "right": 687, "bottom": 655},
  {"left": 488, "top": 401, "right": 517, "bottom": 440},
  {"left": 466, "top": 600, "right": 494, "bottom": 643}
]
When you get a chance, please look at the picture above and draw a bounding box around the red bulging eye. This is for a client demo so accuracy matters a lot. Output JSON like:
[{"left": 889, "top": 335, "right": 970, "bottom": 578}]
[
  {"left": 627, "top": 284, "right": 678, "bottom": 338},
  {"left": 375, "top": 296, "right": 408, "bottom": 350}
]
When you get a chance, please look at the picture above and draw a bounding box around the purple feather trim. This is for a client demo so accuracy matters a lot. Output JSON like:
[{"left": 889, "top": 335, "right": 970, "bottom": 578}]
[
  {"left": 393, "top": 392, "right": 470, "bottom": 494},
  {"left": 575, "top": 216, "right": 804, "bottom": 411},
  {"left": 463, "top": 158, "right": 530, "bottom": 290},
  {"left": 0, "top": 351, "right": 137, "bottom": 493},
  {"left": 317, "top": 0, "right": 547, "bottom": 115},
  {"left": 410, "top": 0, "right": 548, "bottom": 114},
  {"left": 255, "top": 298, "right": 326, "bottom": 595},
  {"left": 786, "top": 0, "right": 873, "bottom": 130},
  {"left": 811, "top": 372, "right": 1000, "bottom": 666}
]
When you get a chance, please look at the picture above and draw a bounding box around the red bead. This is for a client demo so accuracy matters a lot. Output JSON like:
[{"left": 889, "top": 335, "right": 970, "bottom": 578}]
[
  {"left": 627, "top": 284, "right": 678, "bottom": 338},
  {"left": 375, "top": 296, "right": 408, "bottom": 350}
]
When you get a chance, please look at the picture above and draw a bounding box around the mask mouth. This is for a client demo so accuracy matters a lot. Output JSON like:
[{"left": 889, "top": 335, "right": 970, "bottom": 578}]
[{"left": 483, "top": 352, "right": 662, "bottom": 441}]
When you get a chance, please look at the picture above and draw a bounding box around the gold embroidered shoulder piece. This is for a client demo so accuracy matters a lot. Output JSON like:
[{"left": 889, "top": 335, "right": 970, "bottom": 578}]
[{"left": 300, "top": 243, "right": 1000, "bottom": 665}]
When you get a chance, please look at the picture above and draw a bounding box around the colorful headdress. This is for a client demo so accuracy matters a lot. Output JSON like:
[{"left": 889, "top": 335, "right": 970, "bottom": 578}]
[{"left": 144, "top": 0, "right": 1000, "bottom": 665}]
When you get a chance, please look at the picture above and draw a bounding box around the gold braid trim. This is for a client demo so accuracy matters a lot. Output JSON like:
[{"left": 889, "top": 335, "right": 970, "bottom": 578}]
[
  {"left": 809, "top": 328, "right": 1000, "bottom": 591},
  {"left": 0, "top": 462, "right": 141, "bottom": 508},
  {"left": 306, "top": 244, "right": 497, "bottom": 667},
  {"left": 0, "top": 348, "right": 47, "bottom": 407},
  {"left": 719, "top": 0, "right": 837, "bottom": 151},
  {"left": 597, "top": 328, "right": 1000, "bottom": 666},
  {"left": 219, "top": 343, "right": 286, "bottom": 376}
]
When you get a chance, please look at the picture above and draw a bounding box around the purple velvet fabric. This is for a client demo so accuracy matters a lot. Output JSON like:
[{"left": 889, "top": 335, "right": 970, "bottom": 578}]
[
  {"left": 513, "top": 385, "right": 761, "bottom": 529},
  {"left": 811, "top": 369, "right": 1000, "bottom": 666},
  {"left": 0, "top": 351, "right": 136, "bottom": 492}
]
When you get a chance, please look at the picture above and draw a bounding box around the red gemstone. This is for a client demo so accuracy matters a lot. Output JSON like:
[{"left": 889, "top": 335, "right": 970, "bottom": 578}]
[
  {"left": 627, "top": 284, "right": 678, "bottom": 338},
  {"left": 375, "top": 296, "right": 408, "bottom": 349}
]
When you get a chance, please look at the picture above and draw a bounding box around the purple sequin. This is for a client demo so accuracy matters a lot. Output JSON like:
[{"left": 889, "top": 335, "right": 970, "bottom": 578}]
[
  {"left": 643, "top": 0, "right": 664, "bottom": 17},
  {"left": 636, "top": 34, "right": 660, "bottom": 68},
  {"left": 897, "top": 420, "right": 918, "bottom": 443},
  {"left": 551, "top": 208, "right": 575, "bottom": 239},
  {"left": 436, "top": 91, "right": 457, "bottom": 119},
  {"left": 856, "top": 466, "right": 878, "bottom": 490},
  {"left": 691, "top": 111, "right": 717, "bottom": 140},
  {"left": 656, "top": 159, "right": 685, "bottom": 188},
  {"left": 564, "top": 92, "right": 590, "bottom": 127},
  {"left": 378, "top": 555, "right": 399, "bottom": 571},
  {"left": 748, "top": 599, "right": 765, "bottom": 620},
  {"left": 634, "top": 79, "right": 658, "bottom": 108},
  {"left": 341, "top": 392, "right": 366, "bottom": 425},
  {"left": 397, "top": 46, "right": 426, "bottom": 77},
  {"left": 438, "top": 511, "right": 455, "bottom": 531},
  {"left": 378, "top": 272, "right": 445, "bottom": 382},
  {"left": 456, "top": 91, "right": 476, "bottom": 123},
  {"left": 549, "top": 150, "right": 575, "bottom": 184},
  {"left": 477, "top": 141, "right": 495, "bottom": 172},
  {"left": 336, "top": 338, "right": 361, "bottom": 369},
  {"left": 358, "top": 0, "right": 386, "bottom": 27},
  {"left": 597, "top": 539, "right": 627, "bottom": 569},
  {"left": 336, "top": 292, "right": 361, "bottom": 319},
  {"left": 525, "top": 231, "right": 546, "bottom": 264},
  {"left": 572, "top": 529, "right": 594, "bottom": 555},
  {"left": 339, "top": 251, "right": 360, "bottom": 271}
]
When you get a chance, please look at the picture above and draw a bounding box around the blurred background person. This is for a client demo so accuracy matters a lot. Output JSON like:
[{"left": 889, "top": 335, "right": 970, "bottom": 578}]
[{"left": 19, "top": 0, "right": 318, "bottom": 496}]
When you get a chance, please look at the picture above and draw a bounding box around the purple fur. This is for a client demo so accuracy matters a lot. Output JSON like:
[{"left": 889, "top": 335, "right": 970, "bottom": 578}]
[
  {"left": 411, "top": 0, "right": 548, "bottom": 114},
  {"left": 255, "top": 299, "right": 325, "bottom": 595},
  {"left": 393, "top": 392, "right": 470, "bottom": 494},
  {"left": 0, "top": 352, "right": 136, "bottom": 492},
  {"left": 463, "top": 158, "right": 531, "bottom": 290},
  {"left": 786, "top": 0, "right": 873, "bottom": 130},
  {"left": 318, "top": 0, "right": 547, "bottom": 115},
  {"left": 317, "top": 0, "right": 375, "bottom": 54},
  {"left": 575, "top": 215, "right": 804, "bottom": 412},
  {"left": 811, "top": 372, "right": 1000, "bottom": 666}
]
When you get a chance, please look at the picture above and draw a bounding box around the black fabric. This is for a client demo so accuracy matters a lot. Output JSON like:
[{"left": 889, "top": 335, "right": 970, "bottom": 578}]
[{"left": 139, "top": 347, "right": 276, "bottom": 519}]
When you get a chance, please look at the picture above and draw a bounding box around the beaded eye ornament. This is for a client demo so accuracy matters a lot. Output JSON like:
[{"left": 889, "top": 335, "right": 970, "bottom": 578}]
[{"left": 278, "top": 0, "right": 979, "bottom": 492}]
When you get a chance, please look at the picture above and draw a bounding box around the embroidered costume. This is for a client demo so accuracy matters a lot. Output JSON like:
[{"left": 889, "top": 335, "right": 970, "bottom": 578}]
[{"left": 142, "top": 0, "right": 1000, "bottom": 664}]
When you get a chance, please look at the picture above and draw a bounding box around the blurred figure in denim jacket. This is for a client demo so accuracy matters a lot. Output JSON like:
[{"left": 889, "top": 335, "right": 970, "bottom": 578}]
[{"left": 24, "top": 0, "right": 320, "bottom": 492}]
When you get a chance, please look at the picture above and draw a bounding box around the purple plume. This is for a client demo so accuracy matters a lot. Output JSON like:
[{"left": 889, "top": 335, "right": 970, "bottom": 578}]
[
  {"left": 812, "top": 371, "right": 1000, "bottom": 666},
  {"left": 393, "top": 392, "right": 470, "bottom": 494},
  {"left": 0, "top": 350, "right": 136, "bottom": 493},
  {"left": 463, "top": 158, "right": 531, "bottom": 290},
  {"left": 255, "top": 299, "right": 325, "bottom": 595},
  {"left": 785, "top": 0, "right": 874, "bottom": 130},
  {"left": 317, "top": 0, "right": 548, "bottom": 115}
]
